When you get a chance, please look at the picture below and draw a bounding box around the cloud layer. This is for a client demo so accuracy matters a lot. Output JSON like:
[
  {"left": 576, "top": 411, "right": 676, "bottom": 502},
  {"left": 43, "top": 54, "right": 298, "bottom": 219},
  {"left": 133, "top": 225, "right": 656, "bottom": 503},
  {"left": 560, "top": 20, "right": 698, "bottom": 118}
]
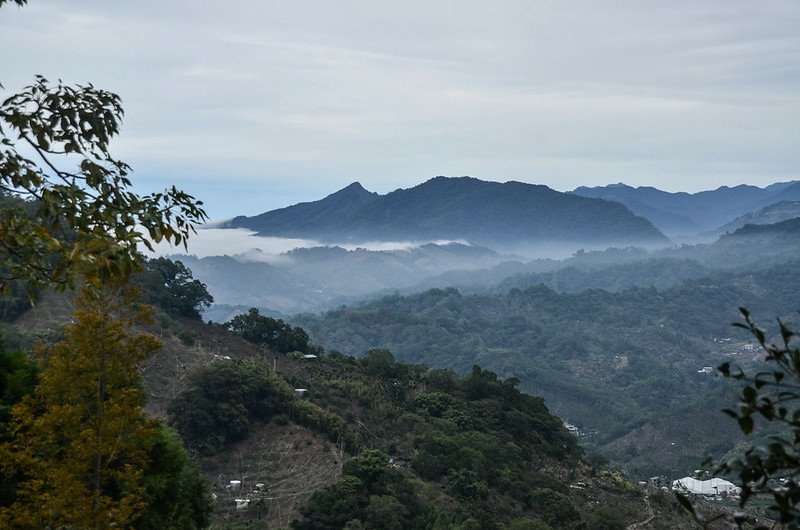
[
  {"left": 147, "top": 228, "right": 469, "bottom": 262},
  {"left": 2, "top": 1, "right": 798, "bottom": 218}
]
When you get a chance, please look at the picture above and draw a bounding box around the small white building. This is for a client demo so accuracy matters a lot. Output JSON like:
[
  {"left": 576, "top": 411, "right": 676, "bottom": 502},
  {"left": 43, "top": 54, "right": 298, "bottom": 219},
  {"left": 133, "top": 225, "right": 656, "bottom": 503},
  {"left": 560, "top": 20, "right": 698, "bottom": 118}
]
[
  {"left": 563, "top": 422, "right": 579, "bottom": 435},
  {"left": 672, "top": 477, "right": 740, "bottom": 497}
]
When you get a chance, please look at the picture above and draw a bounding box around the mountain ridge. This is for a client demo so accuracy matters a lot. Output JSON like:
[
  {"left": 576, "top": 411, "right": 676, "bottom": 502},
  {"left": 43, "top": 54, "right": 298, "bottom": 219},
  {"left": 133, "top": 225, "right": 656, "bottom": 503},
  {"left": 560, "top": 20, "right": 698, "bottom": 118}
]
[
  {"left": 227, "top": 176, "right": 670, "bottom": 250},
  {"left": 712, "top": 200, "right": 800, "bottom": 235},
  {"left": 572, "top": 180, "right": 800, "bottom": 237}
]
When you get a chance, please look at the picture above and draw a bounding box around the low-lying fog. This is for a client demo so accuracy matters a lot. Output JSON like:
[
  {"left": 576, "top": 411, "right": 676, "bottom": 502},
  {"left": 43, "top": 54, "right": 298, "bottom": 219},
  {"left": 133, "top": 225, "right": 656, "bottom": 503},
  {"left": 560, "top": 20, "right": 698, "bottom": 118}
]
[
  {"left": 146, "top": 227, "right": 473, "bottom": 263},
  {"left": 145, "top": 227, "right": 513, "bottom": 317},
  {"left": 143, "top": 226, "right": 697, "bottom": 318}
]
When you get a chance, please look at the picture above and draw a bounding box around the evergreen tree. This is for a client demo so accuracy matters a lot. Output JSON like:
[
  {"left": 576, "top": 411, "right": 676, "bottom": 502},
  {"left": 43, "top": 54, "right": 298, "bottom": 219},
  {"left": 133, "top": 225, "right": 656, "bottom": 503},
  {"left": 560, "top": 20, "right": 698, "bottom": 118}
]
[{"left": 0, "top": 288, "right": 159, "bottom": 529}]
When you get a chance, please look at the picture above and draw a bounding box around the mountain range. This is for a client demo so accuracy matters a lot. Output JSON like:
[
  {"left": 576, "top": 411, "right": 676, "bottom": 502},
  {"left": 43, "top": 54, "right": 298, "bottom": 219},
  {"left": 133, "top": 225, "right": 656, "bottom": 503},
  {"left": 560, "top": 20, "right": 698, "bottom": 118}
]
[
  {"left": 226, "top": 177, "right": 670, "bottom": 251},
  {"left": 572, "top": 180, "right": 800, "bottom": 237}
]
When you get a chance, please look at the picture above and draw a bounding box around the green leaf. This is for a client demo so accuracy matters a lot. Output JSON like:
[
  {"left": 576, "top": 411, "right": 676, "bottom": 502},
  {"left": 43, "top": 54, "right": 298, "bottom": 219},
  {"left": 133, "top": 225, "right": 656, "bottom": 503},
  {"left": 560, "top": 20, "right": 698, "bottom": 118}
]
[{"left": 738, "top": 416, "right": 754, "bottom": 435}]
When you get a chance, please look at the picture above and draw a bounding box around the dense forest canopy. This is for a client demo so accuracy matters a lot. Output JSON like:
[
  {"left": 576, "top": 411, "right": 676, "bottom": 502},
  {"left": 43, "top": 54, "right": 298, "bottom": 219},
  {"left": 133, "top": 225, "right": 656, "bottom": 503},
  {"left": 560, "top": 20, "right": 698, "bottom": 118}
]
[{"left": 294, "top": 261, "right": 800, "bottom": 476}]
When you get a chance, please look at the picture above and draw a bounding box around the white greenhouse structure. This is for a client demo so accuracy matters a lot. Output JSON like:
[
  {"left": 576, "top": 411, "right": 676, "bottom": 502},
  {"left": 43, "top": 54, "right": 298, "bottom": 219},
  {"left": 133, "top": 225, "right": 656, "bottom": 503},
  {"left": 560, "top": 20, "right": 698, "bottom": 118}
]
[{"left": 672, "top": 477, "right": 740, "bottom": 497}]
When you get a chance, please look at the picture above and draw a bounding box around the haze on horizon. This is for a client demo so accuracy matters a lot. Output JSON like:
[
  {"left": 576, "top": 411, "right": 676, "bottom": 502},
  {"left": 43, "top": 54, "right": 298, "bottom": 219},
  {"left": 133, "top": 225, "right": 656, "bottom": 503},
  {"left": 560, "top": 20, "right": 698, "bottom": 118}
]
[{"left": 2, "top": 1, "right": 798, "bottom": 219}]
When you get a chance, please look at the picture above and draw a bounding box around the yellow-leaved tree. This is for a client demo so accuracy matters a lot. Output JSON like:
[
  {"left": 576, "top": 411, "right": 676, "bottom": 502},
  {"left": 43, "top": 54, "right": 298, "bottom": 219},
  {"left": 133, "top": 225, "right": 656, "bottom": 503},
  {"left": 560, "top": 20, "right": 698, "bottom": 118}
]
[
  {"left": 0, "top": 1, "right": 211, "bottom": 526},
  {"left": 0, "top": 286, "right": 161, "bottom": 528}
]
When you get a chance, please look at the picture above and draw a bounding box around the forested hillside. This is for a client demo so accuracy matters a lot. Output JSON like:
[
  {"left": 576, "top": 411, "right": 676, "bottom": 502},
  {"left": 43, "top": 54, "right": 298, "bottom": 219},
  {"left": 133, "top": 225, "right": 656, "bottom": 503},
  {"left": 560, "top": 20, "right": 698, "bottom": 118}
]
[
  {"left": 0, "top": 273, "right": 695, "bottom": 529},
  {"left": 294, "top": 262, "right": 800, "bottom": 477}
]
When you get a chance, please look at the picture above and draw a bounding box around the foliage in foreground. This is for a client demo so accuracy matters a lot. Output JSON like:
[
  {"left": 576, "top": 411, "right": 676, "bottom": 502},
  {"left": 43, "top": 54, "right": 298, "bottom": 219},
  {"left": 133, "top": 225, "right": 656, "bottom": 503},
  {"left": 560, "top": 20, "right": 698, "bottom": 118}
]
[
  {"left": 708, "top": 310, "right": 800, "bottom": 528},
  {"left": 0, "top": 76, "right": 206, "bottom": 293},
  {"left": 136, "top": 425, "right": 212, "bottom": 530},
  {"left": 0, "top": 289, "right": 213, "bottom": 529},
  {"left": 0, "top": 289, "right": 158, "bottom": 528},
  {"left": 0, "top": 3, "right": 212, "bottom": 527}
]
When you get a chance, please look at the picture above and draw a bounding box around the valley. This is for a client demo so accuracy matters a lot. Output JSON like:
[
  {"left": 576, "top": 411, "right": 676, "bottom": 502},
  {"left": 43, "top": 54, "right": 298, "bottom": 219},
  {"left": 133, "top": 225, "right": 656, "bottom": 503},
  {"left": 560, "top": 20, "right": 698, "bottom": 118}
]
[
  {"left": 3, "top": 1, "right": 798, "bottom": 526},
  {"left": 178, "top": 177, "right": 800, "bottom": 482},
  {"left": 4, "top": 176, "right": 800, "bottom": 528}
]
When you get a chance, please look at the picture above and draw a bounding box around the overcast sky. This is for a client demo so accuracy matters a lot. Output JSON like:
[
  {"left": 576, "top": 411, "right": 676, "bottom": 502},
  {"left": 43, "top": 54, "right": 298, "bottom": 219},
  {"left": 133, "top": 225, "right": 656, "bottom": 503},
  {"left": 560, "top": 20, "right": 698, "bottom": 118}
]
[{"left": 1, "top": 1, "right": 799, "bottom": 219}]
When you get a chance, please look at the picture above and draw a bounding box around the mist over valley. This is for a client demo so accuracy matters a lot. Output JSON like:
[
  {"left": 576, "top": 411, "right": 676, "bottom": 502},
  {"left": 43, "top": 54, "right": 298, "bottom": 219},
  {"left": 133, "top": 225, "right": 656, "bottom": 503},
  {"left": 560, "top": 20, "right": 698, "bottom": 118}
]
[
  {"left": 149, "top": 176, "right": 800, "bottom": 479},
  {"left": 4, "top": 1, "right": 800, "bottom": 526}
]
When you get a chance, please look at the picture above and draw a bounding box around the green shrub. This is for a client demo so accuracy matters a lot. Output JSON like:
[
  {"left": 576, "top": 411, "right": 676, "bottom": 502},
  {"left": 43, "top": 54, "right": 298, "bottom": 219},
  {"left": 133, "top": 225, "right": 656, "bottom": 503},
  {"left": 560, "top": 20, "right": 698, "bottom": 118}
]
[{"left": 168, "top": 359, "right": 293, "bottom": 454}]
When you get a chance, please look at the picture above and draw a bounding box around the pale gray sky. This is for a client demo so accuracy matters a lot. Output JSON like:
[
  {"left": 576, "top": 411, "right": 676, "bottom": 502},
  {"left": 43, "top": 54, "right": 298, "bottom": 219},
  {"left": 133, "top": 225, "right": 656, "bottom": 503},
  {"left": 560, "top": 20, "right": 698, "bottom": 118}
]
[{"left": 1, "top": 1, "right": 798, "bottom": 218}]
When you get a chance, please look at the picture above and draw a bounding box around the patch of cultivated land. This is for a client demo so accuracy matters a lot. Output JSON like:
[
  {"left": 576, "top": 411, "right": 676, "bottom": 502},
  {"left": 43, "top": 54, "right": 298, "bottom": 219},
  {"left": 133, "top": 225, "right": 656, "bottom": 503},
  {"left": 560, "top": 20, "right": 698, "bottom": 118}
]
[{"left": 200, "top": 421, "right": 344, "bottom": 528}]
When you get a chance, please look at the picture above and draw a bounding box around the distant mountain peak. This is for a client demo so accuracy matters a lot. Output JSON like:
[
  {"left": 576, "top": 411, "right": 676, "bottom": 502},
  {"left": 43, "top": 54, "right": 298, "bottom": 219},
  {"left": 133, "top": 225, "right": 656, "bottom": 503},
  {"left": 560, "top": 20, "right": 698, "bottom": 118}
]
[
  {"left": 341, "top": 181, "right": 368, "bottom": 192},
  {"left": 573, "top": 182, "right": 633, "bottom": 193},
  {"left": 328, "top": 181, "right": 378, "bottom": 199},
  {"left": 224, "top": 180, "right": 380, "bottom": 233}
]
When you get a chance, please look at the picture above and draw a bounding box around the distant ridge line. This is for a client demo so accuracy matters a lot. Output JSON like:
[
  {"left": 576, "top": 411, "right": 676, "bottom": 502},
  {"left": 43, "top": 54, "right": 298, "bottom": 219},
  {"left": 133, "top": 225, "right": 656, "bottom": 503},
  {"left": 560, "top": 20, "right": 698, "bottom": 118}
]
[{"left": 225, "top": 176, "right": 670, "bottom": 250}]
